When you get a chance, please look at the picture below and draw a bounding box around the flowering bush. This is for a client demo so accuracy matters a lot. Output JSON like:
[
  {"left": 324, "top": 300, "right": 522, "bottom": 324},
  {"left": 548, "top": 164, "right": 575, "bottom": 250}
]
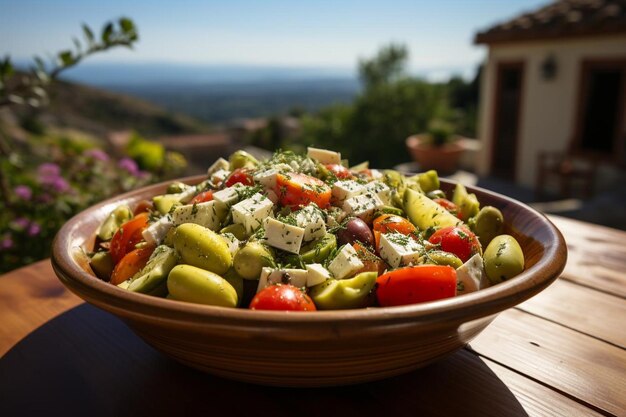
[{"left": 0, "top": 135, "right": 186, "bottom": 273}]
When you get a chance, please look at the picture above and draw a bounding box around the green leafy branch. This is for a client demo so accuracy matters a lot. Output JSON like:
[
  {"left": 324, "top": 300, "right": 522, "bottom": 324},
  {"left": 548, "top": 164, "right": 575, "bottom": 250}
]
[{"left": 0, "top": 17, "right": 138, "bottom": 108}]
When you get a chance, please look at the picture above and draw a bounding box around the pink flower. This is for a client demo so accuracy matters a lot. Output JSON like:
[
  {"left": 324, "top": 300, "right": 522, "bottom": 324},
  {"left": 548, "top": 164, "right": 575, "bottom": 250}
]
[
  {"left": 27, "top": 222, "right": 41, "bottom": 237},
  {"left": 0, "top": 235, "right": 13, "bottom": 250},
  {"left": 37, "top": 163, "right": 61, "bottom": 181},
  {"left": 13, "top": 217, "right": 30, "bottom": 229},
  {"left": 51, "top": 177, "right": 70, "bottom": 193},
  {"left": 14, "top": 185, "right": 33, "bottom": 201},
  {"left": 118, "top": 157, "right": 140, "bottom": 176},
  {"left": 84, "top": 149, "right": 110, "bottom": 162}
]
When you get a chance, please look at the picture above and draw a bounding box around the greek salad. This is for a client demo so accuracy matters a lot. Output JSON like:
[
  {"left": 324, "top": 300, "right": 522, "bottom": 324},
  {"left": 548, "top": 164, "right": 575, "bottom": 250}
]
[{"left": 89, "top": 147, "right": 525, "bottom": 311}]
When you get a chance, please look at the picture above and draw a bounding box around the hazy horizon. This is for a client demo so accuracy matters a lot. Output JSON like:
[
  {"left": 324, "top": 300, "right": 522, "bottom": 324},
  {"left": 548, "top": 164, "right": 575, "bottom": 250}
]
[{"left": 2, "top": 0, "right": 548, "bottom": 84}]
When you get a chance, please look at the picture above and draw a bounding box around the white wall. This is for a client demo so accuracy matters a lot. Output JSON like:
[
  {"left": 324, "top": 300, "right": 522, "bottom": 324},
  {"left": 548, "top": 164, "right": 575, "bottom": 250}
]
[{"left": 477, "top": 35, "right": 626, "bottom": 188}]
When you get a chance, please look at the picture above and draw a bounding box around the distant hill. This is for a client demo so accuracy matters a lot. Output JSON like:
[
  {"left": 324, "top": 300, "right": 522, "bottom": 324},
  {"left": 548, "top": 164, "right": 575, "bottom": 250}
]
[{"left": 29, "top": 78, "right": 211, "bottom": 138}]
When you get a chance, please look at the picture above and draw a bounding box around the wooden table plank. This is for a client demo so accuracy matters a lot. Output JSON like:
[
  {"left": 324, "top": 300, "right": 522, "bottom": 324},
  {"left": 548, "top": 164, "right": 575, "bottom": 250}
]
[
  {"left": 548, "top": 215, "right": 626, "bottom": 298},
  {"left": 0, "top": 260, "right": 82, "bottom": 357},
  {"left": 517, "top": 279, "right": 626, "bottom": 348},
  {"left": 470, "top": 309, "right": 626, "bottom": 416},
  {"left": 482, "top": 358, "right": 605, "bottom": 417}
]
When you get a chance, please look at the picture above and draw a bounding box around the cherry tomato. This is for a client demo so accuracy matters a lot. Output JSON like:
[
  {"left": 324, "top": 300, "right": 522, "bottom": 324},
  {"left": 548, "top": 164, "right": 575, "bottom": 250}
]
[
  {"left": 376, "top": 265, "right": 457, "bottom": 306},
  {"left": 110, "top": 245, "right": 154, "bottom": 285},
  {"left": 275, "top": 172, "right": 331, "bottom": 209},
  {"left": 428, "top": 226, "right": 481, "bottom": 263},
  {"left": 433, "top": 198, "right": 462, "bottom": 219},
  {"left": 225, "top": 168, "right": 254, "bottom": 187},
  {"left": 325, "top": 164, "right": 352, "bottom": 179},
  {"left": 373, "top": 214, "right": 417, "bottom": 235},
  {"left": 190, "top": 190, "right": 214, "bottom": 204},
  {"left": 353, "top": 243, "right": 387, "bottom": 275},
  {"left": 109, "top": 212, "right": 149, "bottom": 264},
  {"left": 249, "top": 284, "right": 317, "bottom": 311}
]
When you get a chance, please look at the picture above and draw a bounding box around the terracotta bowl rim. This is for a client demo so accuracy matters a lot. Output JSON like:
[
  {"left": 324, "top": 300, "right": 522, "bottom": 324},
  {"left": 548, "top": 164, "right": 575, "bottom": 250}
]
[{"left": 52, "top": 175, "right": 567, "bottom": 327}]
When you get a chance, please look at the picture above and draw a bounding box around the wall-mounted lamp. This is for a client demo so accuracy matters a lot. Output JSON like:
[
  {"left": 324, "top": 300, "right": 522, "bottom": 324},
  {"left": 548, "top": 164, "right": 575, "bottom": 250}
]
[{"left": 541, "top": 54, "right": 557, "bottom": 81}]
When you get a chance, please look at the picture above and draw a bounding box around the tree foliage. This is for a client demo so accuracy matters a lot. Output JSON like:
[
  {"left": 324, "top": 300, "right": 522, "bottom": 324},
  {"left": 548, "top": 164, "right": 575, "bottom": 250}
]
[
  {"left": 0, "top": 17, "right": 138, "bottom": 108},
  {"left": 293, "top": 43, "right": 466, "bottom": 168}
]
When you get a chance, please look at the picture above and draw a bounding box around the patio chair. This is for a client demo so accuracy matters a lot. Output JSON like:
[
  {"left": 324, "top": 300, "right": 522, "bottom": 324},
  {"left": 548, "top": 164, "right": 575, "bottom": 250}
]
[{"left": 535, "top": 150, "right": 598, "bottom": 200}]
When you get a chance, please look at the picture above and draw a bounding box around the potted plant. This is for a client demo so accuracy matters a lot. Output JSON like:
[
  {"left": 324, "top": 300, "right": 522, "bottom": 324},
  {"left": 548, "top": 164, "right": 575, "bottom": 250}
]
[{"left": 406, "top": 120, "right": 465, "bottom": 174}]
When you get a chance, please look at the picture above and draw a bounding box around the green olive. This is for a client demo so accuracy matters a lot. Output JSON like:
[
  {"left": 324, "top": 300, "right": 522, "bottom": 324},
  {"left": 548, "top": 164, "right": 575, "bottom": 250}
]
[
  {"left": 166, "top": 182, "right": 188, "bottom": 194},
  {"left": 472, "top": 206, "right": 504, "bottom": 247},
  {"left": 220, "top": 223, "right": 249, "bottom": 241},
  {"left": 233, "top": 241, "right": 274, "bottom": 280},
  {"left": 309, "top": 272, "right": 377, "bottom": 310},
  {"left": 222, "top": 268, "right": 245, "bottom": 305},
  {"left": 90, "top": 251, "right": 114, "bottom": 281},
  {"left": 483, "top": 235, "right": 525, "bottom": 284},
  {"left": 229, "top": 150, "right": 259, "bottom": 170},
  {"left": 173, "top": 223, "right": 232, "bottom": 275},
  {"left": 424, "top": 250, "right": 463, "bottom": 269},
  {"left": 167, "top": 264, "right": 238, "bottom": 307},
  {"left": 299, "top": 233, "right": 337, "bottom": 263},
  {"left": 97, "top": 205, "right": 133, "bottom": 241}
]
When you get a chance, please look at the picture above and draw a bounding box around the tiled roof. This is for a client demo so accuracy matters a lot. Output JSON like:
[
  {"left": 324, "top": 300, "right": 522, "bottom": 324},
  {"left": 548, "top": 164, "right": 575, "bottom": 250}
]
[{"left": 475, "top": 0, "right": 626, "bottom": 44}]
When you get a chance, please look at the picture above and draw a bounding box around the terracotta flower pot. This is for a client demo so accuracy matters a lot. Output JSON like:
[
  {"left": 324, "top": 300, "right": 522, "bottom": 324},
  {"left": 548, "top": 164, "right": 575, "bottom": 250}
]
[{"left": 406, "top": 134, "right": 465, "bottom": 174}]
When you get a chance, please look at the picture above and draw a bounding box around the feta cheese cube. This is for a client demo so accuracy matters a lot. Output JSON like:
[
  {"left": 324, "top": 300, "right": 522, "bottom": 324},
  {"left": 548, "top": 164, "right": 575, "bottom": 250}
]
[
  {"left": 178, "top": 185, "right": 200, "bottom": 204},
  {"left": 307, "top": 147, "right": 341, "bottom": 165},
  {"left": 328, "top": 244, "right": 364, "bottom": 280},
  {"left": 370, "top": 169, "right": 383, "bottom": 180},
  {"left": 378, "top": 232, "right": 423, "bottom": 268},
  {"left": 142, "top": 215, "right": 174, "bottom": 246},
  {"left": 363, "top": 181, "right": 391, "bottom": 205},
  {"left": 207, "top": 157, "right": 229, "bottom": 176},
  {"left": 332, "top": 180, "right": 365, "bottom": 203},
  {"left": 306, "top": 263, "right": 332, "bottom": 287},
  {"left": 172, "top": 200, "right": 226, "bottom": 231},
  {"left": 456, "top": 254, "right": 489, "bottom": 295},
  {"left": 253, "top": 168, "right": 280, "bottom": 189},
  {"left": 343, "top": 193, "right": 384, "bottom": 222},
  {"left": 220, "top": 232, "right": 240, "bottom": 257},
  {"left": 264, "top": 189, "right": 279, "bottom": 204},
  {"left": 295, "top": 204, "right": 326, "bottom": 242},
  {"left": 212, "top": 186, "right": 242, "bottom": 207},
  {"left": 231, "top": 193, "right": 274, "bottom": 234},
  {"left": 257, "top": 268, "right": 309, "bottom": 293},
  {"left": 211, "top": 168, "right": 231, "bottom": 185},
  {"left": 263, "top": 217, "right": 305, "bottom": 254}
]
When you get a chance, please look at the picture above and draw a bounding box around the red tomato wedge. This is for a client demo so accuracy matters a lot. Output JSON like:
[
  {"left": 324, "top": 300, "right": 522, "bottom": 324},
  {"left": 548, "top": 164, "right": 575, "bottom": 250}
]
[
  {"left": 225, "top": 168, "right": 254, "bottom": 187},
  {"left": 325, "top": 164, "right": 352, "bottom": 179},
  {"left": 433, "top": 198, "right": 462, "bottom": 219},
  {"left": 249, "top": 284, "right": 317, "bottom": 311},
  {"left": 275, "top": 172, "right": 331, "bottom": 208},
  {"left": 353, "top": 242, "right": 387, "bottom": 275},
  {"left": 109, "top": 212, "right": 150, "bottom": 264},
  {"left": 189, "top": 190, "right": 214, "bottom": 204},
  {"left": 376, "top": 265, "right": 457, "bottom": 307},
  {"left": 373, "top": 214, "right": 417, "bottom": 235},
  {"left": 428, "top": 226, "right": 480, "bottom": 263},
  {"left": 110, "top": 245, "right": 154, "bottom": 285}
]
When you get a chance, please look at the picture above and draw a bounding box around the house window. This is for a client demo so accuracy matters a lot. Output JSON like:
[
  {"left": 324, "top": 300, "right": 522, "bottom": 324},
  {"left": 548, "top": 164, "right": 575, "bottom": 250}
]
[{"left": 575, "top": 60, "right": 626, "bottom": 164}]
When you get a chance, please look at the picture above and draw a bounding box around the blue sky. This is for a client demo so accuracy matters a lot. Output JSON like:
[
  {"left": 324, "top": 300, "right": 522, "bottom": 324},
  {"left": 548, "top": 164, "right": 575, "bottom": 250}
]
[{"left": 0, "top": 0, "right": 547, "bottom": 79}]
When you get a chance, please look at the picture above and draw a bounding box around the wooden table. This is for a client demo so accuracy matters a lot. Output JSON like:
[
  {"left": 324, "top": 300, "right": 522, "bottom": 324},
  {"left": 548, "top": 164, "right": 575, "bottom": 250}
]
[{"left": 1, "top": 215, "right": 624, "bottom": 417}]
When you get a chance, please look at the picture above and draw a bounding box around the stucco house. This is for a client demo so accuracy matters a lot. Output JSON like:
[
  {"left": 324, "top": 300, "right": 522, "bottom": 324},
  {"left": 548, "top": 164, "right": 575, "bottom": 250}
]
[{"left": 474, "top": 0, "right": 626, "bottom": 193}]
